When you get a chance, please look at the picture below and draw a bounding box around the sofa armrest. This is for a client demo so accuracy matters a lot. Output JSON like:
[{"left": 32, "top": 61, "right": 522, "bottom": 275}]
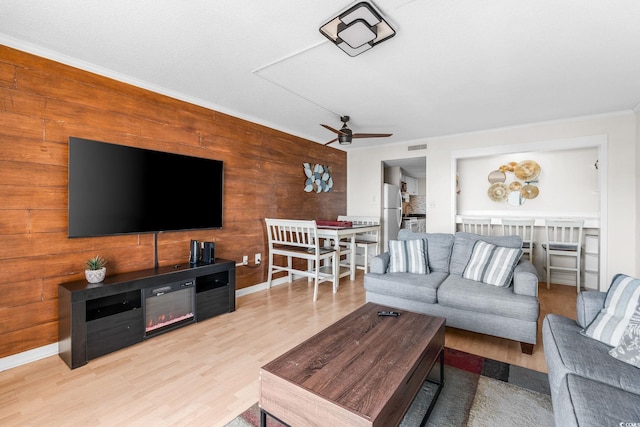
[
  {"left": 369, "top": 252, "right": 390, "bottom": 274},
  {"left": 513, "top": 260, "right": 539, "bottom": 297},
  {"left": 576, "top": 291, "right": 606, "bottom": 328}
]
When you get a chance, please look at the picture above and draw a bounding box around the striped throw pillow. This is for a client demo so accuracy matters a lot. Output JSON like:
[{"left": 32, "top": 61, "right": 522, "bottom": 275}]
[
  {"left": 463, "top": 240, "right": 522, "bottom": 287},
  {"left": 583, "top": 274, "right": 640, "bottom": 346},
  {"left": 388, "top": 239, "right": 429, "bottom": 274}
]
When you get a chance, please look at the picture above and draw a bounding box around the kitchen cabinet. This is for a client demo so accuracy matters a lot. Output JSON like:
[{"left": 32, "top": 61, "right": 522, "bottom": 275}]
[
  {"left": 384, "top": 166, "right": 402, "bottom": 187},
  {"left": 405, "top": 176, "right": 418, "bottom": 195}
]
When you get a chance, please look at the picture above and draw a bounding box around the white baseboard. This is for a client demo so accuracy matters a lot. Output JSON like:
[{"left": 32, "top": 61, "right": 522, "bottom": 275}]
[
  {"left": 0, "top": 343, "right": 58, "bottom": 372},
  {"left": 235, "top": 276, "right": 290, "bottom": 297},
  {"left": 1, "top": 277, "right": 291, "bottom": 371}
]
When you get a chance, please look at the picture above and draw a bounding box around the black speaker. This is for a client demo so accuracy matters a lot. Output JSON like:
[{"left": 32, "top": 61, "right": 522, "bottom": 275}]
[
  {"left": 189, "top": 240, "right": 200, "bottom": 265},
  {"left": 201, "top": 241, "right": 215, "bottom": 264}
]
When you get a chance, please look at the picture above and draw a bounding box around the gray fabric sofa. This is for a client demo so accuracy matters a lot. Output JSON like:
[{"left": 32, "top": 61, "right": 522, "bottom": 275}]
[
  {"left": 364, "top": 230, "right": 540, "bottom": 353},
  {"left": 543, "top": 291, "right": 640, "bottom": 426}
]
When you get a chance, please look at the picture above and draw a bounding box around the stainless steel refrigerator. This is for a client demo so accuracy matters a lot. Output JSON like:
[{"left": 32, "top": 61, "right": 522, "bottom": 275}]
[{"left": 383, "top": 183, "right": 402, "bottom": 251}]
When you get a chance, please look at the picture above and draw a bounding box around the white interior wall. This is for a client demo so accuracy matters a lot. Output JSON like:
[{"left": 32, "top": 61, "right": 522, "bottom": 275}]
[
  {"left": 456, "top": 148, "right": 599, "bottom": 216},
  {"left": 637, "top": 110, "right": 640, "bottom": 274},
  {"left": 347, "top": 111, "right": 637, "bottom": 290}
]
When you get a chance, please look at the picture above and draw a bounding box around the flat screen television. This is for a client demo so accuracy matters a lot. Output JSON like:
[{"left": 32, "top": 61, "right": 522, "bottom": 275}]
[{"left": 68, "top": 137, "right": 223, "bottom": 238}]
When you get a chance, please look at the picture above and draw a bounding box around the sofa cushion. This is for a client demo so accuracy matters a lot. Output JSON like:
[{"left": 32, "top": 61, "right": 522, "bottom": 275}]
[
  {"left": 449, "top": 232, "right": 523, "bottom": 276},
  {"left": 463, "top": 240, "right": 522, "bottom": 288},
  {"left": 543, "top": 314, "right": 640, "bottom": 397},
  {"left": 582, "top": 273, "right": 640, "bottom": 346},
  {"left": 555, "top": 373, "right": 640, "bottom": 427},
  {"left": 609, "top": 302, "right": 640, "bottom": 368},
  {"left": 388, "top": 239, "right": 428, "bottom": 274},
  {"left": 363, "top": 271, "right": 449, "bottom": 304},
  {"left": 398, "top": 230, "right": 454, "bottom": 273},
  {"left": 437, "top": 275, "right": 539, "bottom": 322}
]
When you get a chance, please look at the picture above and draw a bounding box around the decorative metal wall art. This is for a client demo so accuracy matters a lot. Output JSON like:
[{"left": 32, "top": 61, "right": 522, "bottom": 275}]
[
  {"left": 303, "top": 163, "right": 333, "bottom": 193},
  {"left": 487, "top": 160, "right": 540, "bottom": 206}
]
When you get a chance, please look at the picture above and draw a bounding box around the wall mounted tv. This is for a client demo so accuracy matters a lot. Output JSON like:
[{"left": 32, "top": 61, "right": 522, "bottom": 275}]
[{"left": 68, "top": 137, "right": 223, "bottom": 238}]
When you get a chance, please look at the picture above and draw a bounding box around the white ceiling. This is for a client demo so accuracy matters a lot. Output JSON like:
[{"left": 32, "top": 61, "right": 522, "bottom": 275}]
[{"left": 2, "top": 0, "right": 640, "bottom": 152}]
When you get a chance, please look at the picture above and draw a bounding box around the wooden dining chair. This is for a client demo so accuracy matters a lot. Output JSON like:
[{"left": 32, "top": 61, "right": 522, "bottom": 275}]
[
  {"left": 461, "top": 217, "right": 493, "bottom": 236},
  {"left": 542, "top": 219, "right": 584, "bottom": 292},
  {"left": 265, "top": 218, "right": 338, "bottom": 301},
  {"left": 501, "top": 218, "right": 536, "bottom": 263},
  {"left": 337, "top": 215, "right": 380, "bottom": 273}
]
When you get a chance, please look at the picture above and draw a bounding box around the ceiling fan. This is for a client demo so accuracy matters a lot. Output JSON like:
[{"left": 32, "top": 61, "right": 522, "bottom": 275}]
[{"left": 321, "top": 116, "right": 392, "bottom": 145}]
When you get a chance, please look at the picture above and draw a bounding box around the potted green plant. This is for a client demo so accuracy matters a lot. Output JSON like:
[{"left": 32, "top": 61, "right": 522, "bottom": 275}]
[{"left": 85, "top": 255, "right": 107, "bottom": 283}]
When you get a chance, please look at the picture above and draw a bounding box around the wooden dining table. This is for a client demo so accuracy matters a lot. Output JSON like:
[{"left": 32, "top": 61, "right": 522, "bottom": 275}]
[{"left": 316, "top": 223, "right": 380, "bottom": 280}]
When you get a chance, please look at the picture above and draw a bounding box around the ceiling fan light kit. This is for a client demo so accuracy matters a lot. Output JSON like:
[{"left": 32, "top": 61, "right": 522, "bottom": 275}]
[{"left": 319, "top": 2, "right": 396, "bottom": 57}]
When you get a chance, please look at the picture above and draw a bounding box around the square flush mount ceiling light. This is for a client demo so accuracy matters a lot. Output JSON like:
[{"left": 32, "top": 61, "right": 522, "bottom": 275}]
[{"left": 319, "top": 1, "right": 396, "bottom": 57}]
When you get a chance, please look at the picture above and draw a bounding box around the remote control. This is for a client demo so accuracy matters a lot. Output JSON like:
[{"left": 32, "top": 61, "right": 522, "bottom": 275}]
[{"left": 378, "top": 311, "right": 400, "bottom": 317}]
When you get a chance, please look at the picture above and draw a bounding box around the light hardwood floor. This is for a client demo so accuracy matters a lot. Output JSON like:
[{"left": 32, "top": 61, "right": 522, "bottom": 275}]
[{"left": 0, "top": 274, "right": 575, "bottom": 427}]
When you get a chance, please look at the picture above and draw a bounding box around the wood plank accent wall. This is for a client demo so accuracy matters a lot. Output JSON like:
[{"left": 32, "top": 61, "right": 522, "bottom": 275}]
[{"left": 0, "top": 45, "right": 346, "bottom": 359}]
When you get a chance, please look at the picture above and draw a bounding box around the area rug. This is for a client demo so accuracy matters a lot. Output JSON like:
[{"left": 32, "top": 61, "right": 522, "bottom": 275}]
[{"left": 225, "top": 347, "right": 553, "bottom": 427}]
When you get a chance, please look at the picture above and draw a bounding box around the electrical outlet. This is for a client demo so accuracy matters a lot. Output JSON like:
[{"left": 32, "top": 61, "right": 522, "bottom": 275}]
[
  {"left": 242, "top": 255, "right": 248, "bottom": 265},
  {"left": 255, "top": 253, "right": 261, "bottom": 264}
]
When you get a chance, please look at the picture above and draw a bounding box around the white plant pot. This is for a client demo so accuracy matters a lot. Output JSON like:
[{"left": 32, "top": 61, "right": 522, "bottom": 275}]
[{"left": 85, "top": 267, "right": 106, "bottom": 283}]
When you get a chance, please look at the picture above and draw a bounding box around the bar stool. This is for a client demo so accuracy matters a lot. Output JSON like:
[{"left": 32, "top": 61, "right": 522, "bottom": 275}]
[
  {"left": 542, "top": 219, "right": 584, "bottom": 292},
  {"left": 461, "top": 217, "right": 492, "bottom": 236},
  {"left": 501, "top": 218, "right": 535, "bottom": 263}
]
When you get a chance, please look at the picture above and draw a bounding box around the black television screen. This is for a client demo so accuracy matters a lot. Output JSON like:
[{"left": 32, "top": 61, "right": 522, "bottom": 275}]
[{"left": 68, "top": 137, "right": 223, "bottom": 237}]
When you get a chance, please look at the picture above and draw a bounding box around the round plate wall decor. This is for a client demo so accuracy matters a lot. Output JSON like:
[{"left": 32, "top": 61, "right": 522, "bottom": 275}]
[
  {"left": 521, "top": 184, "right": 540, "bottom": 199},
  {"left": 509, "top": 181, "right": 522, "bottom": 191},
  {"left": 488, "top": 183, "right": 509, "bottom": 202},
  {"left": 514, "top": 160, "right": 541, "bottom": 181},
  {"left": 488, "top": 170, "right": 506, "bottom": 183}
]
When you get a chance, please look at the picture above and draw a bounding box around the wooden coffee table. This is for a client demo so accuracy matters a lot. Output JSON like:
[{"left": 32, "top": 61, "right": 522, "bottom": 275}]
[{"left": 259, "top": 303, "right": 445, "bottom": 427}]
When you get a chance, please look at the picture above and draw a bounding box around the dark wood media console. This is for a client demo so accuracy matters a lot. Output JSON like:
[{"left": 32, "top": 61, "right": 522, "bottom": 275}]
[{"left": 58, "top": 259, "right": 236, "bottom": 369}]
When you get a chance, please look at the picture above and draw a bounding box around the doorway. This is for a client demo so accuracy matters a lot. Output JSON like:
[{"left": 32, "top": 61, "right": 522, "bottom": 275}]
[{"left": 381, "top": 157, "right": 426, "bottom": 250}]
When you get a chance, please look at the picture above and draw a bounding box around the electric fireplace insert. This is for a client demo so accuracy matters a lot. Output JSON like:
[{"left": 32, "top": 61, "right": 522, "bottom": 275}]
[{"left": 143, "top": 279, "right": 196, "bottom": 337}]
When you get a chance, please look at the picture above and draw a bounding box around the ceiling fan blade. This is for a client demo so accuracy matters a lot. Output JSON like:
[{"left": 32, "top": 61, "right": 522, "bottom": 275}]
[
  {"left": 320, "top": 124, "right": 346, "bottom": 135},
  {"left": 352, "top": 133, "right": 393, "bottom": 138},
  {"left": 324, "top": 138, "right": 338, "bottom": 145}
]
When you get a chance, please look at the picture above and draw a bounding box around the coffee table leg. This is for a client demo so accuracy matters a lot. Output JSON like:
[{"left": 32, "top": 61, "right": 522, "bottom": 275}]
[
  {"left": 260, "top": 408, "right": 290, "bottom": 427},
  {"left": 420, "top": 348, "right": 445, "bottom": 427}
]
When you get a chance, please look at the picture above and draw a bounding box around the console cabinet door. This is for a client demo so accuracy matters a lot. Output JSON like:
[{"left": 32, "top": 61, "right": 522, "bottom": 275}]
[{"left": 86, "top": 309, "right": 144, "bottom": 360}]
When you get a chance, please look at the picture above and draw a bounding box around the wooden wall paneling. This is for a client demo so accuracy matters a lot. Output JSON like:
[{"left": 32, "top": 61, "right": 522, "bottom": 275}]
[
  {"left": 29, "top": 209, "right": 68, "bottom": 234},
  {"left": 0, "top": 45, "right": 346, "bottom": 358},
  {"left": 0, "top": 137, "right": 67, "bottom": 167},
  {"left": 0, "top": 110, "right": 44, "bottom": 139},
  {"left": 0, "top": 299, "right": 57, "bottom": 338},
  {"left": 1, "top": 161, "right": 66, "bottom": 187},
  {"left": 0, "top": 279, "right": 43, "bottom": 307},
  {"left": 0, "top": 87, "right": 46, "bottom": 117},
  {"left": 0, "top": 322, "right": 58, "bottom": 358},
  {"left": 0, "top": 233, "right": 145, "bottom": 263},
  {"left": 0, "top": 186, "right": 67, "bottom": 211},
  {"left": 0, "top": 210, "right": 29, "bottom": 235},
  {"left": 0, "top": 61, "right": 16, "bottom": 87}
]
